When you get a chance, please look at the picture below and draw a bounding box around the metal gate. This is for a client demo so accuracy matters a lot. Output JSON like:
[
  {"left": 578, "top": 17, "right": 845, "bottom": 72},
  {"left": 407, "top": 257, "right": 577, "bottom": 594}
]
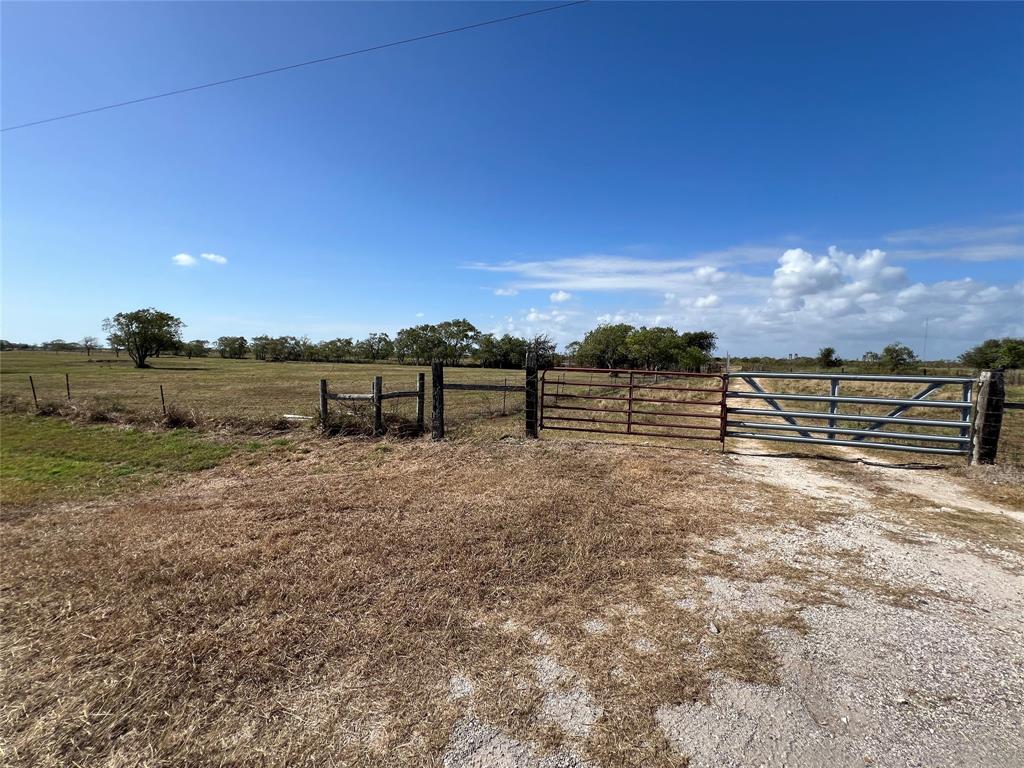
[
  {"left": 539, "top": 367, "right": 726, "bottom": 441},
  {"left": 724, "top": 372, "right": 975, "bottom": 456}
]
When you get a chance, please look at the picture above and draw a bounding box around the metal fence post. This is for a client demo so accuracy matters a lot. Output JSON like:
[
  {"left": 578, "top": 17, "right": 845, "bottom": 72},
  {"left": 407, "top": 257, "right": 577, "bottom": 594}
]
[
  {"left": 319, "top": 379, "right": 329, "bottom": 429},
  {"left": 431, "top": 361, "right": 445, "bottom": 440},
  {"left": 626, "top": 370, "right": 635, "bottom": 434},
  {"left": 828, "top": 378, "right": 839, "bottom": 439},
  {"left": 524, "top": 352, "right": 539, "bottom": 438},
  {"left": 66, "top": 372, "right": 71, "bottom": 401},
  {"left": 415, "top": 372, "right": 425, "bottom": 434},
  {"left": 372, "top": 375, "right": 384, "bottom": 436},
  {"left": 972, "top": 369, "right": 1005, "bottom": 464},
  {"left": 29, "top": 375, "right": 38, "bottom": 410}
]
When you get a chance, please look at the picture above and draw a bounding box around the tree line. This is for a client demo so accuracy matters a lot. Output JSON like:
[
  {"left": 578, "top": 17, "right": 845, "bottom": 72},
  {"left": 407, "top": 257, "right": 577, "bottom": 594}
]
[{"left": 4, "top": 307, "right": 1020, "bottom": 372}]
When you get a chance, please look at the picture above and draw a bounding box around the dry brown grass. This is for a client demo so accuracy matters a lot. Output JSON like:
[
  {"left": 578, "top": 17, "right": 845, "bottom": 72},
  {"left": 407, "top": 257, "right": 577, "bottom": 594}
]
[{"left": 1, "top": 427, "right": 857, "bottom": 768}]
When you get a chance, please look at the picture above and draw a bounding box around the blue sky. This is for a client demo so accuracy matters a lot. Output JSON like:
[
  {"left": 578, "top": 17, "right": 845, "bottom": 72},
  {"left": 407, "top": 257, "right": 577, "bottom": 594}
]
[{"left": 2, "top": 1, "right": 1022, "bottom": 358}]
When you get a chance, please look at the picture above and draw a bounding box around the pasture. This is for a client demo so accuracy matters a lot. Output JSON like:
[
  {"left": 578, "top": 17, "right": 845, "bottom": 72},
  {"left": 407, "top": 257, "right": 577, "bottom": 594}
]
[
  {"left": 0, "top": 351, "right": 527, "bottom": 436},
  {"left": 3, "top": 351, "right": 1019, "bottom": 462},
  {"left": 2, "top": 350, "right": 1023, "bottom": 767}
]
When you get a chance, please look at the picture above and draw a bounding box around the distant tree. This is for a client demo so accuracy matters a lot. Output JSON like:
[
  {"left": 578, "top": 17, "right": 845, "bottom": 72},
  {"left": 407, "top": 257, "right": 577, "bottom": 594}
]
[
  {"left": 880, "top": 342, "right": 919, "bottom": 371},
  {"left": 103, "top": 308, "right": 184, "bottom": 368},
  {"left": 572, "top": 324, "right": 634, "bottom": 368},
  {"left": 434, "top": 320, "right": 478, "bottom": 365},
  {"left": 816, "top": 346, "right": 842, "bottom": 368},
  {"left": 43, "top": 339, "right": 76, "bottom": 353},
  {"left": 627, "top": 327, "right": 681, "bottom": 370},
  {"left": 316, "top": 337, "right": 354, "bottom": 363},
  {"left": 527, "top": 334, "right": 557, "bottom": 368},
  {"left": 678, "top": 330, "right": 718, "bottom": 356},
  {"left": 959, "top": 338, "right": 1024, "bottom": 370},
  {"left": 216, "top": 336, "right": 249, "bottom": 359},
  {"left": 82, "top": 336, "right": 99, "bottom": 357},
  {"left": 676, "top": 347, "right": 710, "bottom": 372},
  {"left": 571, "top": 324, "right": 716, "bottom": 370},
  {"left": 862, "top": 351, "right": 881, "bottom": 364},
  {"left": 356, "top": 332, "right": 394, "bottom": 361},
  {"left": 395, "top": 325, "right": 438, "bottom": 365},
  {"left": 184, "top": 339, "right": 210, "bottom": 359}
]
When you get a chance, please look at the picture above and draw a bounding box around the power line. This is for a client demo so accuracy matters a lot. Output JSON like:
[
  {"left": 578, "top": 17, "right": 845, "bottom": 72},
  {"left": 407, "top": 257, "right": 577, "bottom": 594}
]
[{"left": 1, "top": 0, "right": 589, "bottom": 133}]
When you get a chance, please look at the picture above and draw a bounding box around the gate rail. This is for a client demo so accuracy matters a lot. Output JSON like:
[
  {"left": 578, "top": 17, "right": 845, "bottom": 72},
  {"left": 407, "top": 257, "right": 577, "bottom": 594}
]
[
  {"left": 724, "top": 372, "right": 974, "bottom": 457},
  {"left": 540, "top": 366, "right": 726, "bottom": 441}
]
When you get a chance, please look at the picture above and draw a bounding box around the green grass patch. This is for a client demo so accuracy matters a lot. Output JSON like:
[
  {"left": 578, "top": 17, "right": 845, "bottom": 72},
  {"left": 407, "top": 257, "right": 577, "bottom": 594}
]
[{"left": 1, "top": 414, "right": 235, "bottom": 505}]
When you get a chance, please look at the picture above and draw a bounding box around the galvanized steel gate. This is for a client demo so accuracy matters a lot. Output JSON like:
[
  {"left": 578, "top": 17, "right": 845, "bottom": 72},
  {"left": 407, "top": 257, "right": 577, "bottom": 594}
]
[
  {"left": 539, "top": 367, "right": 726, "bottom": 441},
  {"left": 724, "top": 372, "right": 975, "bottom": 457},
  {"left": 540, "top": 367, "right": 977, "bottom": 458}
]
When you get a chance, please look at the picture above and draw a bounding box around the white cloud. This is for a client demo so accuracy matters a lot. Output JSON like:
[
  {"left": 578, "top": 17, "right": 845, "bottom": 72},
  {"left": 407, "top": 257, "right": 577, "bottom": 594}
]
[
  {"left": 493, "top": 287, "right": 518, "bottom": 296},
  {"left": 549, "top": 290, "right": 572, "bottom": 303},
  {"left": 882, "top": 216, "right": 1024, "bottom": 261},
  {"left": 415, "top": 312, "right": 425, "bottom": 318},
  {"left": 172, "top": 253, "right": 197, "bottom": 267},
  {"left": 200, "top": 252, "right": 228, "bottom": 265},
  {"left": 884, "top": 220, "right": 1024, "bottom": 245},
  {"left": 771, "top": 248, "right": 842, "bottom": 303},
  {"left": 694, "top": 294, "right": 720, "bottom": 308},
  {"left": 470, "top": 253, "right": 767, "bottom": 293},
  {"left": 470, "top": 232, "right": 1022, "bottom": 357}
]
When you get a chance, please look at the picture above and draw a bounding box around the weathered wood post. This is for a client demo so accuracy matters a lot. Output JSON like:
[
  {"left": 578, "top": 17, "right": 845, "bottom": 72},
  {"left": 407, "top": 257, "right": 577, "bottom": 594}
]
[
  {"left": 159, "top": 385, "right": 167, "bottom": 416},
  {"left": 29, "top": 375, "right": 38, "bottom": 410},
  {"left": 524, "top": 351, "right": 539, "bottom": 438},
  {"left": 319, "top": 379, "right": 329, "bottom": 429},
  {"left": 66, "top": 372, "right": 71, "bottom": 401},
  {"left": 431, "top": 361, "right": 445, "bottom": 440},
  {"left": 415, "top": 372, "right": 426, "bottom": 434},
  {"left": 372, "top": 375, "right": 384, "bottom": 436},
  {"left": 972, "top": 369, "right": 1005, "bottom": 465}
]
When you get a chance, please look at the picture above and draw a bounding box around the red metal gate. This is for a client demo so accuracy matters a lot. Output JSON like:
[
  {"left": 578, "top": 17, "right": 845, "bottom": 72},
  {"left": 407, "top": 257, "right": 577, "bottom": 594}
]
[{"left": 539, "top": 367, "right": 726, "bottom": 441}]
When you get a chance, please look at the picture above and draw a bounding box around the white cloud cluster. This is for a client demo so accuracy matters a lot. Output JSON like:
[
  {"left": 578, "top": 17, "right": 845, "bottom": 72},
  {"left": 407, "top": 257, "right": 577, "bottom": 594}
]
[
  {"left": 172, "top": 252, "right": 228, "bottom": 268},
  {"left": 476, "top": 238, "right": 1021, "bottom": 358},
  {"left": 549, "top": 290, "right": 572, "bottom": 303}
]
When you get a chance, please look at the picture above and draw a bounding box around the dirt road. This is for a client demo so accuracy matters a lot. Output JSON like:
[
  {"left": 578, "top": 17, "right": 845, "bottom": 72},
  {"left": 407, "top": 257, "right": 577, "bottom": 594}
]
[{"left": 446, "top": 450, "right": 1024, "bottom": 767}]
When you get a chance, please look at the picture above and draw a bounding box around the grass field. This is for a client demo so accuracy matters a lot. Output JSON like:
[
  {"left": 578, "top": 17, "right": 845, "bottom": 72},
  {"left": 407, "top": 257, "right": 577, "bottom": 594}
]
[
  {"left": 2, "top": 351, "right": 1023, "bottom": 766},
  {"left": 0, "top": 351, "right": 527, "bottom": 435},
  {"left": 2, "top": 351, "right": 1020, "bottom": 461}
]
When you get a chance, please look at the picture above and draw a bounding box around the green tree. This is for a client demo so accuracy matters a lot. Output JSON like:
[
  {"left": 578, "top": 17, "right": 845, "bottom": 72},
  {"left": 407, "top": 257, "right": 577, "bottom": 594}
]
[
  {"left": 103, "top": 309, "right": 184, "bottom": 368},
  {"left": 626, "top": 327, "right": 682, "bottom": 370},
  {"left": 816, "top": 346, "right": 841, "bottom": 368},
  {"left": 959, "top": 338, "right": 1024, "bottom": 369},
  {"left": 81, "top": 336, "right": 100, "bottom": 357},
  {"left": 880, "top": 342, "right": 919, "bottom": 371},
  {"left": 185, "top": 339, "right": 210, "bottom": 359},
  {"left": 572, "top": 324, "right": 635, "bottom": 368},
  {"left": 216, "top": 336, "right": 249, "bottom": 359}
]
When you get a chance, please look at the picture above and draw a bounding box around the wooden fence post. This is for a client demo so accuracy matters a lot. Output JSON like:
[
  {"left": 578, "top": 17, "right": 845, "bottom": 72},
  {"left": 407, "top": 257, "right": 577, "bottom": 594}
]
[
  {"left": 972, "top": 369, "right": 1005, "bottom": 465},
  {"left": 66, "top": 373, "right": 71, "bottom": 401},
  {"left": 319, "top": 379, "right": 329, "bottom": 429},
  {"left": 525, "top": 352, "right": 539, "bottom": 438},
  {"left": 159, "top": 385, "right": 167, "bottom": 416},
  {"left": 431, "top": 361, "right": 444, "bottom": 440},
  {"left": 416, "top": 372, "right": 426, "bottom": 434},
  {"left": 29, "top": 375, "right": 38, "bottom": 410},
  {"left": 372, "top": 375, "right": 384, "bottom": 436}
]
